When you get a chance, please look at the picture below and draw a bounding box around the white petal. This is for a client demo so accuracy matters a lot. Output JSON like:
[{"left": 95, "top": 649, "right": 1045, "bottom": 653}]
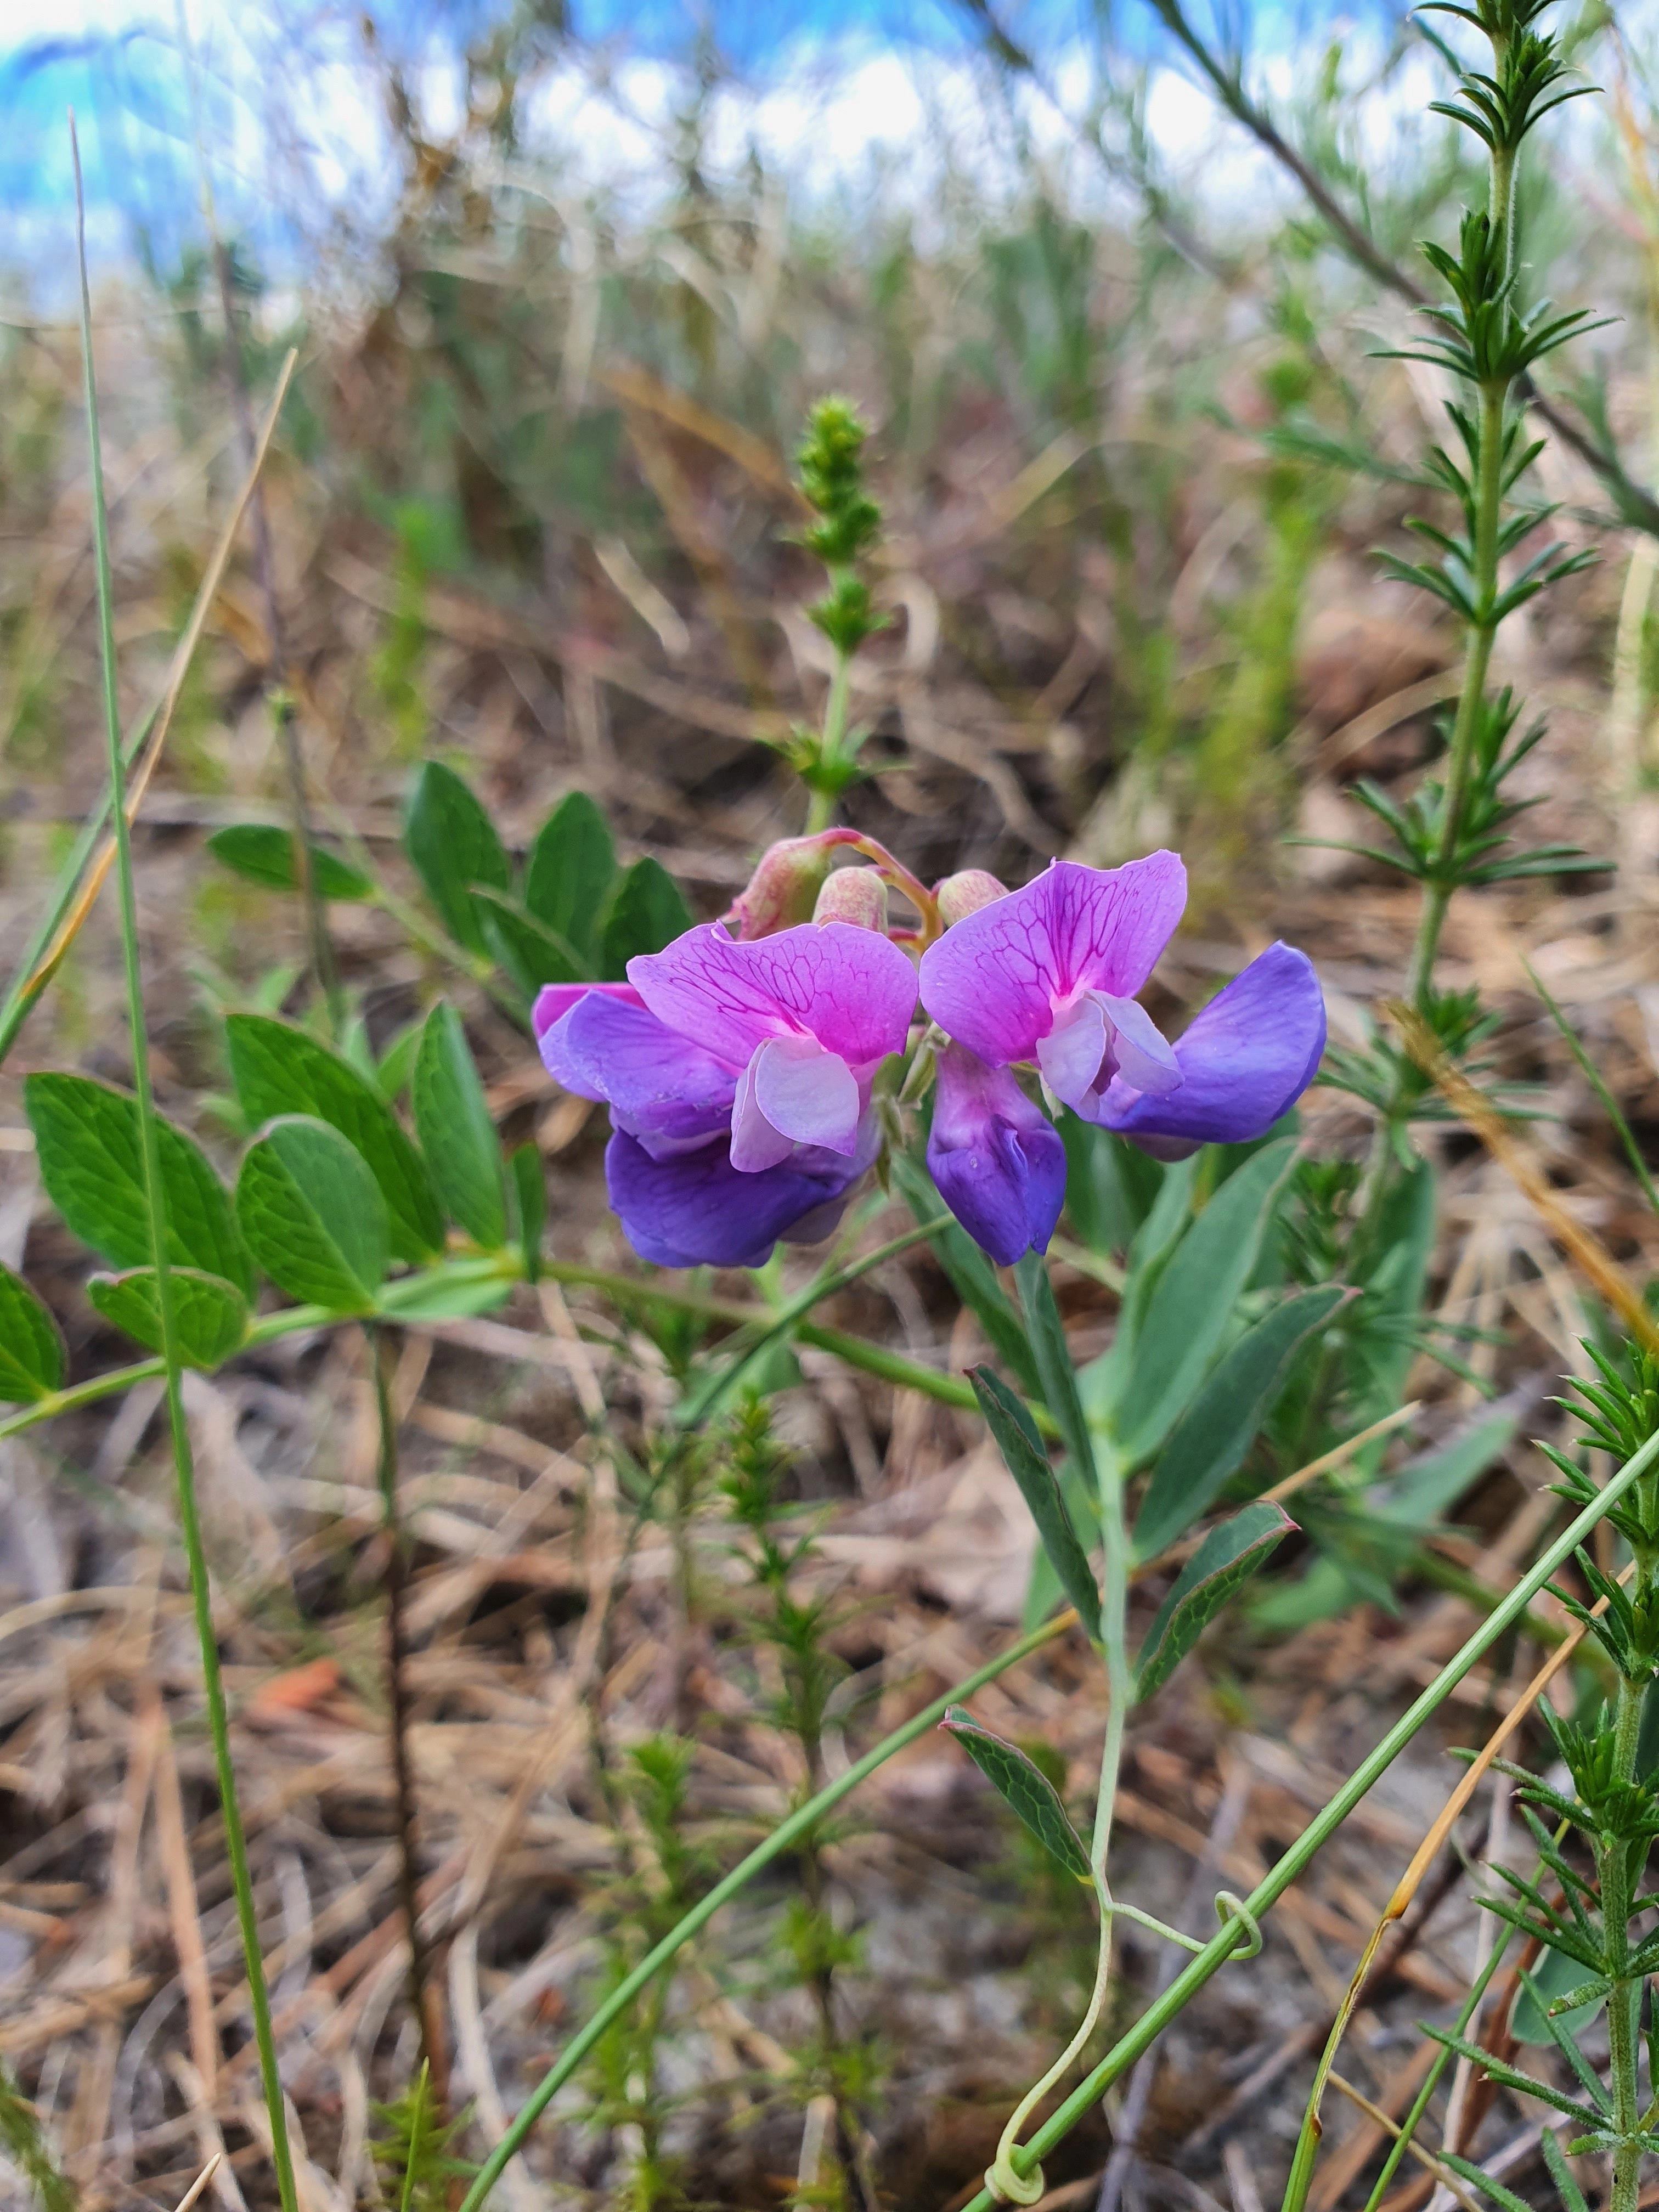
[
  {"left": 1097, "top": 992, "right": 1183, "bottom": 1096},
  {"left": 1035, "top": 997, "right": 1110, "bottom": 1112},
  {"left": 729, "top": 1051, "right": 797, "bottom": 1172}
]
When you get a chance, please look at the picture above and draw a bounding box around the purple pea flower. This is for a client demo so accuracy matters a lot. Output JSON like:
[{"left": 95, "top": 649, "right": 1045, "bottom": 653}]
[
  {"left": 919, "top": 853, "right": 1325, "bottom": 1181},
  {"left": 535, "top": 922, "right": 917, "bottom": 1268},
  {"left": 927, "top": 1043, "right": 1068, "bottom": 1266}
]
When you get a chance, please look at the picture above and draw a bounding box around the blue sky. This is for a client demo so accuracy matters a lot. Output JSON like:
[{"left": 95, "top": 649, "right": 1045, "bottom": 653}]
[{"left": 0, "top": 0, "right": 1409, "bottom": 281}]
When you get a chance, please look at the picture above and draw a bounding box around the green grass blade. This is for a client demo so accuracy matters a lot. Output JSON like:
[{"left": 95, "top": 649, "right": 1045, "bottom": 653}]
[
  {"left": 949, "top": 1423, "right": 1659, "bottom": 2212},
  {"left": 455, "top": 1610, "right": 1076, "bottom": 2212},
  {"left": 70, "top": 111, "right": 300, "bottom": 2212}
]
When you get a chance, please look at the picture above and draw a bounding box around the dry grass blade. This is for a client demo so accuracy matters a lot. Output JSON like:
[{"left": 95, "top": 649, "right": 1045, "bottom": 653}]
[
  {"left": 1288, "top": 1555, "right": 1633, "bottom": 2188},
  {"left": 172, "top": 2151, "right": 223, "bottom": 2212},
  {"left": 1325, "top": 2075, "right": 1483, "bottom": 2212},
  {"left": 1389, "top": 1002, "right": 1659, "bottom": 1356},
  {"left": 21, "top": 344, "right": 298, "bottom": 999},
  {"left": 597, "top": 358, "right": 806, "bottom": 508}
]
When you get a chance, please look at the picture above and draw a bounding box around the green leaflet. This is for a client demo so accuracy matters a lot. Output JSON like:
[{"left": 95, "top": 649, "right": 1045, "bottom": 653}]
[
  {"left": 509, "top": 1144, "right": 546, "bottom": 1284},
  {"left": 206, "top": 824, "right": 374, "bottom": 902},
  {"left": 1015, "top": 1250, "right": 1096, "bottom": 1486},
  {"left": 472, "top": 889, "right": 586, "bottom": 999},
  {"left": 1079, "top": 1153, "right": 1198, "bottom": 1424},
  {"left": 413, "top": 1002, "right": 506, "bottom": 1249},
  {"left": 88, "top": 1267, "right": 249, "bottom": 1368},
  {"left": 892, "top": 1152, "right": 1039, "bottom": 1397},
  {"left": 224, "top": 1013, "right": 445, "bottom": 1263},
  {"left": 0, "top": 1265, "right": 65, "bottom": 1402},
  {"left": 403, "top": 760, "right": 512, "bottom": 957},
  {"left": 599, "top": 856, "right": 695, "bottom": 978},
  {"left": 26, "top": 1071, "right": 253, "bottom": 1297},
  {"left": 971, "top": 1367, "right": 1101, "bottom": 1639},
  {"left": 1135, "top": 1502, "right": 1295, "bottom": 1702},
  {"left": 939, "top": 1706, "right": 1092, "bottom": 1882},
  {"left": 1059, "top": 1115, "right": 1165, "bottom": 1257},
  {"left": 1133, "top": 1285, "right": 1350, "bottom": 1559},
  {"left": 1111, "top": 1139, "right": 1297, "bottom": 1466},
  {"left": 524, "top": 790, "right": 617, "bottom": 963},
  {"left": 237, "top": 1115, "right": 390, "bottom": 1312}
]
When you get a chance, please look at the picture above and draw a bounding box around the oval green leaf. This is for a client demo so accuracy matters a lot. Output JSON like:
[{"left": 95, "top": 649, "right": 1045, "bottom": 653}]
[
  {"left": 225, "top": 1013, "right": 444, "bottom": 1262},
  {"left": 403, "top": 761, "right": 511, "bottom": 957},
  {"left": 87, "top": 1267, "right": 249, "bottom": 1368},
  {"left": 236, "top": 1115, "right": 390, "bottom": 1311},
  {"left": 598, "top": 856, "right": 694, "bottom": 978},
  {"left": 970, "top": 1367, "right": 1100, "bottom": 1640},
  {"left": 472, "top": 889, "right": 586, "bottom": 999},
  {"left": 413, "top": 1002, "right": 506, "bottom": 1249},
  {"left": 1136, "top": 1502, "right": 1295, "bottom": 1703},
  {"left": 25, "top": 1071, "right": 253, "bottom": 1296},
  {"left": 0, "top": 1264, "right": 65, "bottom": 1402},
  {"left": 940, "top": 1706, "right": 1092, "bottom": 1881},
  {"left": 207, "top": 825, "right": 374, "bottom": 901},
  {"left": 1133, "top": 1284, "right": 1351, "bottom": 1560},
  {"left": 1111, "top": 1139, "right": 1298, "bottom": 1466},
  {"left": 524, "top": 790, "right": 616, "bottom": 962}
]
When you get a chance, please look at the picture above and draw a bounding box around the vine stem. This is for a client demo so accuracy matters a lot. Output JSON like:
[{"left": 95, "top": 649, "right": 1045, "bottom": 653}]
[
  {"left": 70, "top": 112, "right": 299, "bottom": 2212},
  {"left": 1606, "top": 1667, "right": 1647, "bottom": 2212},
  {"left": 953, "top": 1426, "right": 1659, "bottom": 2212},
  {"left": 986, "top": 1445, "right": 1134, "bottom": 2207},
  {"left": 455, "top": 1611, "right": 1079, "bottom": 2212}
]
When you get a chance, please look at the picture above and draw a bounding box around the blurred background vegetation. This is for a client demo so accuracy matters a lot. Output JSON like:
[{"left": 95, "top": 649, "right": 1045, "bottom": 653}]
[{"left": 8, "top": 2, "right": 1659, "bottom": 2205}]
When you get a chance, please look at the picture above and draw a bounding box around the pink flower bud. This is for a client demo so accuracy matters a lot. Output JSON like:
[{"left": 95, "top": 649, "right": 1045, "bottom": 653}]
[
  {"left": 934, "top": 869, "right": 1008, "bottom": 926},
  {"left": 813, "top": 867, "right": 888, "bottom": 932},
  {"left": 727, "top": 837, "right": 833, "bottom": 940}
]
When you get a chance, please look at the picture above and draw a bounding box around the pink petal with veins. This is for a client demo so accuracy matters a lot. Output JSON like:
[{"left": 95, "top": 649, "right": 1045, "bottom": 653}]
[
  {"left": 918, "top": 853, "right": 1186, "bottom": 1066},
  {"left": 533, "top": 980, "right": 644, "bottom": 1039},
  {"left": 629, "top": 921, "right": 917, "bottom": 1069}
]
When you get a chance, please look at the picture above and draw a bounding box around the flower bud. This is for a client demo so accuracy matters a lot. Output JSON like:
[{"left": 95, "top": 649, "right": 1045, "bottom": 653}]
[
  {"left": 813, "top": 866, "right": 888, "bottom": 932},
  {"left": 727, "top": 837, "right": 833, "bottom": 940},
  {"left": 934, "top": 869, "right": 1007, "bottom": 927}
]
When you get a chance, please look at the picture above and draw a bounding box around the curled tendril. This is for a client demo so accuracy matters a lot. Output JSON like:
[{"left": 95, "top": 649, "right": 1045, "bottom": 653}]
[
  {"left": 985, "top": 2148, "right": 1047, "bottom": 2205},
  {"left": 1216, "top": 1891, "right": 1262, "bottom": 1958}
]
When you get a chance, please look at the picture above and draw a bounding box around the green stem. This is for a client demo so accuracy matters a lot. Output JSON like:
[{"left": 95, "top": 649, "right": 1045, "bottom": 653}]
[
  {"left": 1606, "top": 1668, "right": 1648, "bottom": 2212},
  {"left": 1359, "top": 1895, "right": 1519, "bottom": 2212},
  {"left": 1406, "top": 377, "right": 1505, "bottom": 1009},
  {"left": 456, "top": 1612, "right": 1077, "bottom": 2212},
  {"left": 794, "top": 1320, "right": 1059, "bottom": 1434},
  {"left": 804, "top": 643, "right": 854, "bottom": 833},
  {"left": 956, "top": 1428, "right": 1659, "bottom": 2212},
  {"left": 986, "top": 1446, "right": 1133, "bottom": 2205},
  {"left": 0, "top": 1247, "right": 1035, "bottom": 1451},
  {"left": 70, "top": 116, "right": 299, "bottom": 2212},
  {"left": 675, "top": 1214, "right": 953, "bottom": 1427}
]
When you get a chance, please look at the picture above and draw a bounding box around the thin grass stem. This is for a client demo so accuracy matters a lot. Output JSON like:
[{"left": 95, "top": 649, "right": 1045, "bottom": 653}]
[
  {"left": 71, "top": 112, "right": 300, "bottom": 2212},
  {"left": 456, "top": 1609, "right": 1079, "bottom": 2211},
  {"left": 952, "top": 1424, "right": 1659, "bottom": 2212}
]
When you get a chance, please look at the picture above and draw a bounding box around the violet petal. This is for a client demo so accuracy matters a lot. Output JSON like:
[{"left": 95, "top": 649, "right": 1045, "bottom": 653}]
[
  {"left": 1098, "top": 943, "right": 1327, "bottom": 1150},
  {"left": 540, "top": 992, "right": 738, "bottom": 1154},
  {"left": 927, "top": 1043, "right": 1066, "bottom": 1267},
  {"left": 605, "top": 1128, "right": 866, "bottom": 1269}
]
